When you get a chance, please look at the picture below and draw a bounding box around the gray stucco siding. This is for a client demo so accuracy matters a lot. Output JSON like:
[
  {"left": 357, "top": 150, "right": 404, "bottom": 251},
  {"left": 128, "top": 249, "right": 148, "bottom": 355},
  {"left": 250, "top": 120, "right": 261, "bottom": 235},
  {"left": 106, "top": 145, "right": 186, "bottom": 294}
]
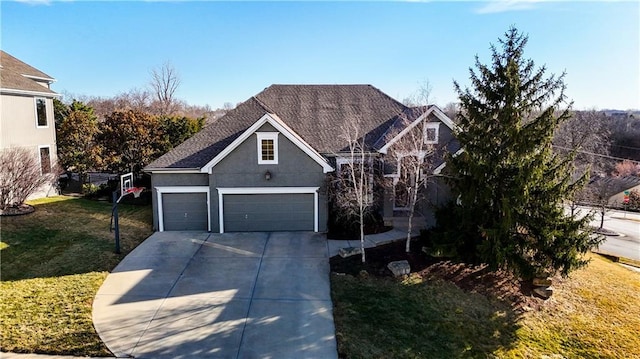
[{"left": 210, "top": 125, "right": 328, "bottom": 232}]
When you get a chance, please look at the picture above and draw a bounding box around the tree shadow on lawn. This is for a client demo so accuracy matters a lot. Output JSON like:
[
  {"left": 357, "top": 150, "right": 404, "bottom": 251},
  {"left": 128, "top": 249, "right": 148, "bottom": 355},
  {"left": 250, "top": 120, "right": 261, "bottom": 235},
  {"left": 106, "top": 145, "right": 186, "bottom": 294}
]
[{"left": 330, "top": 240, "right": 540, "bottom": 358}]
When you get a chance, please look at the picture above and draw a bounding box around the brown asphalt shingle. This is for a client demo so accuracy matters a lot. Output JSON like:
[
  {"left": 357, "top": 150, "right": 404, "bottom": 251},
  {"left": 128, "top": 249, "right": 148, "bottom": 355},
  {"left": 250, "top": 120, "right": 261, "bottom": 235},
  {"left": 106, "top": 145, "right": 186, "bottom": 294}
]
[
  {"left": 1, "top": 50, "right": 56, "bottom": 95},
  {"left": 146, "top": 84, "right": 425, "bottom": 170}
]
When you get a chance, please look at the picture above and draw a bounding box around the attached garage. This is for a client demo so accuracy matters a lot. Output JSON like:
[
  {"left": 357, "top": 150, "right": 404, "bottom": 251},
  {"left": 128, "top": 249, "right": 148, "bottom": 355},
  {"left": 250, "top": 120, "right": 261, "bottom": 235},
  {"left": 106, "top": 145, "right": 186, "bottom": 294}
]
[
  {"left": 156, "top": 187, "right": 211, "bottom": 232},
  {"left": 218, "top": 187, "right": 319, "bottom": 233}
]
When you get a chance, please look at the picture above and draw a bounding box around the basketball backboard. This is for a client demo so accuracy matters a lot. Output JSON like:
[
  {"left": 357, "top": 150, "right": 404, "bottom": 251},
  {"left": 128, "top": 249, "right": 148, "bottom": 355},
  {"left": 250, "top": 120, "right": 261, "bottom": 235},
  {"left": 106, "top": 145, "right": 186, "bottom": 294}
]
[{"left": 120, "top": 172, "right": 133, "bottom": 197}]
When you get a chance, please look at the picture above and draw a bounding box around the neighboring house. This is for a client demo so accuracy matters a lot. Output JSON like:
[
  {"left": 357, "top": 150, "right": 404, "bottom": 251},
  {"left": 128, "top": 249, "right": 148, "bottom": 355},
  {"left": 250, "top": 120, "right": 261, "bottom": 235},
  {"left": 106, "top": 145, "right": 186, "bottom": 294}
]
[
  {"left": 145, "top": 84, "right": 459, "bottom": 232},
  {"left": 588, "top": 175, "right": 640, "bottom": 207},
  {"left": 1, "top": 50, "right": 59, "bottom": 198}
]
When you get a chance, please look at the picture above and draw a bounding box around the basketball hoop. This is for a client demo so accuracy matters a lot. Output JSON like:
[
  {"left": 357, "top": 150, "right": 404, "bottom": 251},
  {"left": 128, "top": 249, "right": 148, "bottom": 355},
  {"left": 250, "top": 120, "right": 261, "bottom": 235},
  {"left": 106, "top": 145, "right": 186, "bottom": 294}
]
[
  {"left": 111, "top": 172, "right": 145, "bottom": 254},
  {"left": 124, "top": 187, "right": 144, "bottom": 199}
]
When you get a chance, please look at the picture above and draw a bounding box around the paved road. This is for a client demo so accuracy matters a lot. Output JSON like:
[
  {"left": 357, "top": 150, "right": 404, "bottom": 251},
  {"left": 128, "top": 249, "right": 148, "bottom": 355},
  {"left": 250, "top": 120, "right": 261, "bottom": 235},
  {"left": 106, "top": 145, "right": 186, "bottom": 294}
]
[
  {"left": 93, "top": 231, "right": 337, "bottom": 359},
  {"left": 571, "top": 206, "right": 640, "bottom": 261}
]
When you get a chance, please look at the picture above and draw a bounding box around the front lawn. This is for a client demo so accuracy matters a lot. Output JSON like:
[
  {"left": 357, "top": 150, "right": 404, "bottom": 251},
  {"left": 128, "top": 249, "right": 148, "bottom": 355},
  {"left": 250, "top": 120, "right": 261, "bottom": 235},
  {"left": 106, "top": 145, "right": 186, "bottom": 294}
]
[
  {"left": 0, "top": 196, "right": 152, "bottom": 356},
  {"left": 331, "top": 243, "right": 640, "bottom": 359}
]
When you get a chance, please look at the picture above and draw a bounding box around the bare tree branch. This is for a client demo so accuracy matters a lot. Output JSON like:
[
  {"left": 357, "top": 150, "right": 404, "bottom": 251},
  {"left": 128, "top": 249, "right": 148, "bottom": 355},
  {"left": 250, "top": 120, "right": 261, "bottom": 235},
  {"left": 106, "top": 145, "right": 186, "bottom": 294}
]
[
  {"left": 385, "top": 114, "right": 435, "bottom": 252},
  {"left": 149, "top": 62, "right": 181, "bottom": 116},
  {"left": 329, "top": 120, "right": 377, "bottom": 263}
]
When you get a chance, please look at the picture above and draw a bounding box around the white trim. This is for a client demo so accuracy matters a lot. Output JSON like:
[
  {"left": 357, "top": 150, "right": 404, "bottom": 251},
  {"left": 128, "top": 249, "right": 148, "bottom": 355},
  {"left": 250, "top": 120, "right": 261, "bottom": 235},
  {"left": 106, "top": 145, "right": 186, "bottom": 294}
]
[
  {"left": 379, "top": 105, "right": 457, "bottom": 154},
  {"left": 256, "top": 132, "right": 279, "bottom": 164},
  {"left": 155, "top": 186, "right": 211, "bottom": 232},
  {"left": 433, "top": 149, "right": 464, "bottom": 175},
  {"left": 38, "top": 145, "right": 51, "bottom": 174},
  {"left": 145, "top": 169, "right": 202, "bottom": 174},
  {"left": 430, "top": 106, "right": 457, "bottom": 130},
  {"left": 424, "top": 122, "right": 440, "bottom": 144},
  {"left": 201, "top": 113, "right": 334, "bottom": 174},
  {"left": 217, "top": 186, "right": 320, "bottom": 233},
  {"left": 21, "top": 74, "right": 55, "bottom": 83},
  {"left": 34, "top": 97, "right": 49, "bottom": 128},
  {"left": 217, "top": 187, "right": 320, "bottom": 195},
  {"left": 1, "top": 88, "right": 60, "bottom": 98}
]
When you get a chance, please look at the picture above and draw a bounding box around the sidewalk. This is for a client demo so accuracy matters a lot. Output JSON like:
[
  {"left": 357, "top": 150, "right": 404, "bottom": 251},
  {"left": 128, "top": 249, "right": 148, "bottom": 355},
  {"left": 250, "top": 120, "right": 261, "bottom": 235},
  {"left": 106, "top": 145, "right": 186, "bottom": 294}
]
[{"left": 327, "top": 227, "right": 416, "bottom": 257}]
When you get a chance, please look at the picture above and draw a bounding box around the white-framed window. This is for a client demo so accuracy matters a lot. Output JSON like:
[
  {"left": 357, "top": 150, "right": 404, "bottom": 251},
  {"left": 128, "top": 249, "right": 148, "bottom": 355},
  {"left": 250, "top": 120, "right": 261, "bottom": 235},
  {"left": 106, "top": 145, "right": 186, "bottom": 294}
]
[
  {"left": 256, "top": 132, "right": 279, "bottom": 164},
  {"left": 38, "top": 145, "right": 51, "bottom": 174},
  {"left": 35, "top": 98, "right": 48, "bottom": 128},
  {"left": 424, "top": 122, "right": 440, "bottom": 144}
]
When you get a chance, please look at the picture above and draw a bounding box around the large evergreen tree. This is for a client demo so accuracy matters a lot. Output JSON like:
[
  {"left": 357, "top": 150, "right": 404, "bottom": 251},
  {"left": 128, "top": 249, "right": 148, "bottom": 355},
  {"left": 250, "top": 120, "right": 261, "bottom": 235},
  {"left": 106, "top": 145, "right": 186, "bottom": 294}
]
[{"left": 444, "top": 27, "right": 601, "bottom": 280}]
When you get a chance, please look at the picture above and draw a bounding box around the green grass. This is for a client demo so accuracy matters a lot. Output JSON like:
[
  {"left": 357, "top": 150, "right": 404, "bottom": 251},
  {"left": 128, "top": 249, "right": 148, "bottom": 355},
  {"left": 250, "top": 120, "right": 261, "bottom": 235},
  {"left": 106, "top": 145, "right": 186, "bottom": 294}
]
[
  {"left": 0, "top": 196, "right": 152, "bottom": 356},
  {"left": 331, "top": 255, "right": 640, "bottom": 359},
  {"left": 332, "top": 274, "right": 518, "bottom": 358}
]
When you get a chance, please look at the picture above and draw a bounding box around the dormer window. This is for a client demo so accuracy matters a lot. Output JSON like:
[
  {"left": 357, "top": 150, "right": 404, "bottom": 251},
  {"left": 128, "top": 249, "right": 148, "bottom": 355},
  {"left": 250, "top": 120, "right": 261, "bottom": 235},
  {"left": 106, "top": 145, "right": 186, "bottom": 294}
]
[
  {"left": 424, "top": 122, "right": 440, "bottom": 144},
  {"left": 257, "top": 132, "right": 279, "bottom": 164}
]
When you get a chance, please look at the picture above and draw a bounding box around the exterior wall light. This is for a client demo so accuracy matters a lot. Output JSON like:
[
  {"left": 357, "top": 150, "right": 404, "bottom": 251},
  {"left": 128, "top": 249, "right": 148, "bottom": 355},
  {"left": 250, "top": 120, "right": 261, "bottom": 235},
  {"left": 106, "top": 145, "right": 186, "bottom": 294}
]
[{"left": 264, "top": 170, "right": 272, "bottom": 180}]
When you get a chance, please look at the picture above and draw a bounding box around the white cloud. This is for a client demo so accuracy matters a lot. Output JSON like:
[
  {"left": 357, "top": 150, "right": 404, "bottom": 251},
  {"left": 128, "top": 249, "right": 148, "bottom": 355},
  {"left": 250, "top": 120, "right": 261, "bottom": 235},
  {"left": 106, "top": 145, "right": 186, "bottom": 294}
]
[
  {"left": 475, "top": 0, "right": 544, "bottom": 14},
  {"left": 14, "top": 0, "right": 51, "bottom": 4}
]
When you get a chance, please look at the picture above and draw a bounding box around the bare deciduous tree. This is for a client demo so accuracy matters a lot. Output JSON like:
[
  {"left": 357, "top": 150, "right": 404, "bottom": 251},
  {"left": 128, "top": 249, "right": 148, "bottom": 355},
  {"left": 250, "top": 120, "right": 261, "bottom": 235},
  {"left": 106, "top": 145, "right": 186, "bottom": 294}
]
[
  {"left": 583, "top": 176, "right": 616, "bottom": 229},
  {"left": 149, "top": 62, "right": 181, "bottom": 116},
  {"left": 402, "top": 79, "right": 433, "bottom": 107},
  {"left": 329, "top": 120, "right": 377, "bottom": 263},
  {"left": 386, "top": 115, "right": 435, "bottom": 252},
  {"left": 554, "top": 110, "right": 611, "bottom": 174},
  {"left": 554, "top": 110, "right": 611, "bottom": 215},
  {"left": 0, "top": 147, "right": 58, "bottom": 211}
]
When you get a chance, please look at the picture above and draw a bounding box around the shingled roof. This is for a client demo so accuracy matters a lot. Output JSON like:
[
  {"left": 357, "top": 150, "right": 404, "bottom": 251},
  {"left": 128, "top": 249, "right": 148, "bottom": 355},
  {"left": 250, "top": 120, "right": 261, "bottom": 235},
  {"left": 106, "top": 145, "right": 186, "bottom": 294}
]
[
  {"left": 146, "top": 84, "right": 410, "bottom": 170},
  {"left": 0, "top": 50, "right": 57, "bottom": 95}
]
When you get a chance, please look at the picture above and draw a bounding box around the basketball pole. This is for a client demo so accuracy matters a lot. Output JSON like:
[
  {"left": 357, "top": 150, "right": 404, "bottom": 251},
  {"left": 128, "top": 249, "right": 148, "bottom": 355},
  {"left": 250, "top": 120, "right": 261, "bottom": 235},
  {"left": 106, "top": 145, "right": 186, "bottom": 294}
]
[{"left": 112, "top": 190, "right": 121, "bottom": 254}]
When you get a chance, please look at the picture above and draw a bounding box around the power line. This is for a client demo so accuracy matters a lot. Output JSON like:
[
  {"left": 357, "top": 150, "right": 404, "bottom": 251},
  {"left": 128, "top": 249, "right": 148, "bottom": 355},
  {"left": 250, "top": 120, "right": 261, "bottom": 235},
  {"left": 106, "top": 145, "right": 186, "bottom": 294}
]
[
  {"left": 609, "top": 144, "right": 640, "bottom": 152},
  {"left": 553, "top": 145, "right": 640, "bottom": 165}
]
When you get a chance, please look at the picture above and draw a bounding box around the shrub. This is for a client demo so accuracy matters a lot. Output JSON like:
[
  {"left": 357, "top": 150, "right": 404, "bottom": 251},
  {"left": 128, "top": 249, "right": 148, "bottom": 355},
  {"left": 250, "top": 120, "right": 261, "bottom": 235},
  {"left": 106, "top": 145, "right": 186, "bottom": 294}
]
[{"left": 0, "top": 147, "right": 58, "bottom": 210}]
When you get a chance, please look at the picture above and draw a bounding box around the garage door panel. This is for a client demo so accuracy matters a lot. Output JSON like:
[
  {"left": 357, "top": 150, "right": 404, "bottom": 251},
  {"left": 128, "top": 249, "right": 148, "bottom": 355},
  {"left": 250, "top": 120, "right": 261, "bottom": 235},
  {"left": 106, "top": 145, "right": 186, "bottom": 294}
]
[
  {"left": 223, "top": 193, "right": 314, "bottom": 232},
  {"left": 163, "top": 193, "right": 208, "bottom": 231}
]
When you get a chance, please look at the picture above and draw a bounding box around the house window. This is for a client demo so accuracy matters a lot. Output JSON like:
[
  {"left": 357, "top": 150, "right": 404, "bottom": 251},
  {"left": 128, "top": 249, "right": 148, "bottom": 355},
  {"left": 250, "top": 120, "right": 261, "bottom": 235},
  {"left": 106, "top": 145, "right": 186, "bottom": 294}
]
[
  {"left": 424, "top": 122, "right": 440, "bottom": 144},
  {"left": 256, "top": 132, "right": 279, "bottom": 164},
  {"left": 39, "top": 146, "right": 51, "bottom": 174},
  {"left": 35, "top": 98, "right": 48, "bottom": 127}
]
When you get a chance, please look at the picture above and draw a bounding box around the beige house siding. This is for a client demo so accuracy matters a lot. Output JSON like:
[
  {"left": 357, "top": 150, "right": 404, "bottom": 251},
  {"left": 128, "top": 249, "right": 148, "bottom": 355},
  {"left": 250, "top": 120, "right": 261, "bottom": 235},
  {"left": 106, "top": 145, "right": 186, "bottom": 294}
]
[
  {"left": 1, "top": 94, "right": 56, "bottom": 149},
  {"left": 1, "top": 93, "right": 59, "bottom": 199}
]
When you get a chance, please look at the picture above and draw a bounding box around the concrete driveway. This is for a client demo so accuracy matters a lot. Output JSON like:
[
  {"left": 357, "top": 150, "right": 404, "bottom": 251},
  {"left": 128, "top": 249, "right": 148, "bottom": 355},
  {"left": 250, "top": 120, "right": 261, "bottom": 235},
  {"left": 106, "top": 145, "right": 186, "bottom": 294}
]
[{"left": 93, "top": 231, "right": 337, "bottom": 359}]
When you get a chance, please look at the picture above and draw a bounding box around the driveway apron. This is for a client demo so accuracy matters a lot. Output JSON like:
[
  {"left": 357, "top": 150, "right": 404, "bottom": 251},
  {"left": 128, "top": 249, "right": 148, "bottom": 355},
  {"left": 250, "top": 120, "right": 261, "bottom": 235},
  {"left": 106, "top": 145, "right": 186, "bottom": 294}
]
[{"left": 93, "top": 231, "right": 337, "bottom": 359}]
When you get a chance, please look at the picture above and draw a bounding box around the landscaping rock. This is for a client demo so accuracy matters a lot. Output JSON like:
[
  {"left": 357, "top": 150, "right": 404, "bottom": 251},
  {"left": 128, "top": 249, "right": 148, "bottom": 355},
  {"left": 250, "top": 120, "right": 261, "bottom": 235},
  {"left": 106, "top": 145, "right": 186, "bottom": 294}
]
[
  {"left": 387, "top": 260, "right": 410, "bottom": 277},
  {"left": 339, "top": 247, "right": 362, "bottom": 258},
  {"left": 533, "top": 277, "right": 552, "bottom": 287},
  {"left": 533, "top": 286, "right": 554, "bottom": 299},
  {"left": 421, "top": 245, "right": 454, "bottom": 258}
]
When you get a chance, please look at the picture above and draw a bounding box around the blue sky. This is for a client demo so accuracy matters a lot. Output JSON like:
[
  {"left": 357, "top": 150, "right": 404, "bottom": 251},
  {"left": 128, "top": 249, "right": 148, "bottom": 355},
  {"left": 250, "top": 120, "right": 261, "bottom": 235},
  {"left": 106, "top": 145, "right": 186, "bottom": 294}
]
[{"left": 2, "top": 1, "right": 638, "bottom": 110}]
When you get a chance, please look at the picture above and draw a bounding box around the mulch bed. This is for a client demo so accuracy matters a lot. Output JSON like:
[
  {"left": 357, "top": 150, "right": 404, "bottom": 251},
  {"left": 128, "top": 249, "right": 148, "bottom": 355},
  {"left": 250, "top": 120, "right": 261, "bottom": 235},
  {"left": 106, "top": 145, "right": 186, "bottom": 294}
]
[
  {"left": 0, "top": 204, "right": 35, "bottom": 216},
  {"left": 590, "top": 226, "right": 619, "bottom": 236},
  {"left": 330, "top": 239, "right": 543, "bottom": 313}
]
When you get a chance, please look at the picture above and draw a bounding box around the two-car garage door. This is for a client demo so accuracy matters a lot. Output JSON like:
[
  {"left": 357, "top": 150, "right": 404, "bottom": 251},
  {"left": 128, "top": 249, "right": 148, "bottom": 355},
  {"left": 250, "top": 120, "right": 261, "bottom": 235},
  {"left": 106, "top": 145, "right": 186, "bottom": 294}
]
[
  {"left": 223, "top": 193, "right": 314, "bottom": 232},
  {"left": 157, "top": 187, "right": 318, "bottom": 232}
]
